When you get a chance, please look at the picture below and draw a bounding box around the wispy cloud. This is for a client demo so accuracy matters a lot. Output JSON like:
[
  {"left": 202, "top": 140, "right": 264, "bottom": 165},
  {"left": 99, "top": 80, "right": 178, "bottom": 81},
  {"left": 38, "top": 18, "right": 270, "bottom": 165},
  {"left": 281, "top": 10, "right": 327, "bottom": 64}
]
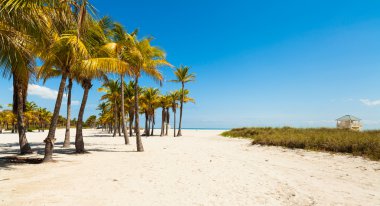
[
  {"left": 28, "top": 84, "right": 59, "bottom": 100},
  {"left": 360, "top": 99, "right": 380, "bottom": 106}
]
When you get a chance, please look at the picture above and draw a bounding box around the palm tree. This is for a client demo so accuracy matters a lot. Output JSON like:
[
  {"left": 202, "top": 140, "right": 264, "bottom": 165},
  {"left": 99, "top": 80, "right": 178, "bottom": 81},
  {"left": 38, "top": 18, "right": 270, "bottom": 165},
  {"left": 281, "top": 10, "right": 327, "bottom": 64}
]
[
  {"left": 24, "top": 101, "right": 38, "bottom": 131},
  {"left": 97, "top": 102, "right": 108, "bottom": 130},
  {"left": 74, "top": 77, "right": 92, "bottom": 153},
  {"left": 74, "top": 18, "right": 131, "bottom": 153},
  {"left": 168, "top": 90, "right": 181, "bottom": 137},
  {"left": 123, "top": 36, "right": 171, "bottom": 151},
  {"left": 159, "top": 95, "right": 171, "bottom": 136},
  {"left": 37, "top": 62, "right": 75, "bottom": 147},
  {"left": 99, "top": 23, "right": 135, "bottom": 144},
  {"left": 125, "top": 81, "right": 137, "bottom": 136},
  {"left": 39, "top": 5, "right": 129, "bottom": 160},
  {"left": 0, "top": 110, "right": 4, "bottom": 134},
  {"left": 140, "top": 87, "right": 160, "bottom": 136},
  {"left": 0, "top": 2, "right": 51, "bottom": 154},
  {"left": 171, "top": 66, "right": 196, "bottom": 136},
  {"left": 99, "top": 80, "right": 121, "bottom": 137},
  {"left": 64, "top": 77, "right": 73, "bottom": 147},
  {"left": 36, "top": 107, "right": 51, "bottom": 132}
]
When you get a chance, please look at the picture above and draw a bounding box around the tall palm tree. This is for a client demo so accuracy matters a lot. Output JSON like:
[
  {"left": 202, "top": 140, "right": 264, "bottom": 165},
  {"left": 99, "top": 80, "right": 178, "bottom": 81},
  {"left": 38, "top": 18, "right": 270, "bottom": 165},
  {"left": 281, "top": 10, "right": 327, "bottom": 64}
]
[
  {"left": 74, "top": 17, "right": 131, "bottom": 153},
  {"left": 171, "top": 66, "right": 195, "bottom": 136},
  {"left": 74, "top": 77, "right": 92, "bottom": 153},
  {"left": 99, "top": 23, "right": 135, "bottom": 144},
  {"left": 0, "top": 2, "right": 51, "bottom": 154},
  {"left": 37, "top": 67, "right": 73, "bottom": 147},
  {"left": 64, "top": 77, "right": 73, "bottom": 147},
  {"left": 39, "top": 8, "right": 129, "bottom": 160},
  {"left": 122, "top": 36, "right": 171, "bottom": 151}
]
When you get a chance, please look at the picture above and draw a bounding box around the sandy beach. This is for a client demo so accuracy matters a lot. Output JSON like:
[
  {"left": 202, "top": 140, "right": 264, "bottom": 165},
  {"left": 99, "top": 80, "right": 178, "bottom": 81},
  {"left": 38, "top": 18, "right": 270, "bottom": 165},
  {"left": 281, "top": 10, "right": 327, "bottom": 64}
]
[{"left": 0, "top": 129, "right": 379, "bottom": 206}]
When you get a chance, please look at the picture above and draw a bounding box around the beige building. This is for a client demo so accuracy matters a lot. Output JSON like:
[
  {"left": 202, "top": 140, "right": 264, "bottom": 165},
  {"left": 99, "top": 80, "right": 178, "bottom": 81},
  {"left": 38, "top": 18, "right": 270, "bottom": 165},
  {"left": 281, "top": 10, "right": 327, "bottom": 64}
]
[{"left": 336, "top": 115, "right": 362, "bottom": 131}]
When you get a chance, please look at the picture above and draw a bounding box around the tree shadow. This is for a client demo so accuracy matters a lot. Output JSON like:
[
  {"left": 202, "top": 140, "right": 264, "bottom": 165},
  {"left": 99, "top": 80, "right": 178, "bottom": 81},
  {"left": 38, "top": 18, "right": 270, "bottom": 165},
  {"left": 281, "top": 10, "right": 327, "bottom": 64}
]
[
  {"left": 0, "top": 139, "right": 140, "bottom": 169},
  {"left": 0, "top": 156, "right": 43, "bottom": 170},
  {"left": 82, "top": 135, "right": 114, "bottom": 138}
]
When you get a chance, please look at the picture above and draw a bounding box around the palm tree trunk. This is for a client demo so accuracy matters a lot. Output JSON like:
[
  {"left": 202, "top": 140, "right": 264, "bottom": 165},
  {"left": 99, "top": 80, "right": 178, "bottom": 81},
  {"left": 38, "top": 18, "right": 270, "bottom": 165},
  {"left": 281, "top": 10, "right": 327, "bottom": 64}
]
[
  {"left": 43, "top": 71, "right": 68, "bottom": 162},
  {"left": 177, "top": 83, "right": 185, "bottom": 136},
  {"left": 144, "top": 112, "right": 149, "bottom": 136},
  {"left": 134, "top": 77, "right": 144, "bottom": 152},
  {"left": 75, "top": 79, "right": 92, "bottom": 153},
  {"left": 165, "top": 109, "right": 170, "bottom": 136},
  {"left": 173, "top": 110, "right": 176, "bottom": 137},
  {"left": 118, "top": 112, "right": 121, "bottom": 136},
  {"left": 129, "top": 109, "right": 134, "bottom": 136},
  {"left": 120, "top": 74, "right": 129, "bottom": 144},
  {"left": 15, "top": 80, "right": 32, "bottom": 154},
  {"left": 151, "top": 112, "right": 155, "bottom": 136},
  {"left": 149, "top": 115, "right": 152, "bottom": 136},
  {"left": 113, "top": 99, "right": 118, "bottom": 137},
  {"left": 160, "top": 108, "right": 165, "bottom": 136},
  {"left": 63, "top": 78, "right": 73, "bottom": 148}
]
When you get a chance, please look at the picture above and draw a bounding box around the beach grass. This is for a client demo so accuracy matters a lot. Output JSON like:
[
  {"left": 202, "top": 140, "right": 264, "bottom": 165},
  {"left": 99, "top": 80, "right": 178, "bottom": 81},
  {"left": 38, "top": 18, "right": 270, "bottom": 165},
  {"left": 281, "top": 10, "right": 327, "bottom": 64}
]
[{"left": 221, "top": 127, "right": 380, "bottom": 161}]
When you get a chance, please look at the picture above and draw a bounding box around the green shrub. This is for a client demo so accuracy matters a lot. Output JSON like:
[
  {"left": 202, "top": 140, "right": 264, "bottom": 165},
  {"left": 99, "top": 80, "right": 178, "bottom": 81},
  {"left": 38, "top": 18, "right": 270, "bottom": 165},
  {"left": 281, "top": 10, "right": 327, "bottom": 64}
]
[{"left": 221, "top": 127, "right": 380, "bottom": 161}]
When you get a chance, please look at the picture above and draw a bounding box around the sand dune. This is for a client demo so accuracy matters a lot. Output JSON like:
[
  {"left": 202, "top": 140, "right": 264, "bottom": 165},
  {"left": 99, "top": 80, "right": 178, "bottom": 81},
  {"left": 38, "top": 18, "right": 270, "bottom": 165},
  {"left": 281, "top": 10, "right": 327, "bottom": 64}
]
[{"left": 1, "top": 129, "right": 379, "bottom": 206}]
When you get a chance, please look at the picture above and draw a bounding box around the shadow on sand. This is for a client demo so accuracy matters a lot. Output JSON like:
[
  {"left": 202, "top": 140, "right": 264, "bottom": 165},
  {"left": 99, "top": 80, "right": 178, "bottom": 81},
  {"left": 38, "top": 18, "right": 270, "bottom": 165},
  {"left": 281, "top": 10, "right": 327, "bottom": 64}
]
[{"left": 0, "top": 140, "right": 140, "bottom": 170}]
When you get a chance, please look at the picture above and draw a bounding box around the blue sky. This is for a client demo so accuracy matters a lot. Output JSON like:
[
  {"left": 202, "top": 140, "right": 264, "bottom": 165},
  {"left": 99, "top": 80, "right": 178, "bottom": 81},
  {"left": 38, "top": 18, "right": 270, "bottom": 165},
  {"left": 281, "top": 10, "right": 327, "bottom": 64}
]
[{"left": 1, "top": 0, "right": 380, "bottom": 129}]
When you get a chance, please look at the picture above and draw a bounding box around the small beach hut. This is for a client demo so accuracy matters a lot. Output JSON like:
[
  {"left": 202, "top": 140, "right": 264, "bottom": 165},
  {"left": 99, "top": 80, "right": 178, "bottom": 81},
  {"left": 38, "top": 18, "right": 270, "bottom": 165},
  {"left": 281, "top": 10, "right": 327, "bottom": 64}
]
[{"left": 336, "top": 115, "right": 362, "bottom": 131}]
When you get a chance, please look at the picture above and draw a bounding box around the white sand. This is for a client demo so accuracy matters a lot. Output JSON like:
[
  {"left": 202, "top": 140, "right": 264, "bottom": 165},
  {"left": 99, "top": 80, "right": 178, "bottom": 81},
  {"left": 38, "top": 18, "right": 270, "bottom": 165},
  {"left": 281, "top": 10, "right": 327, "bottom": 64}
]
[{"left": 0, "top": 129, "right": 379, "bottom": 206}]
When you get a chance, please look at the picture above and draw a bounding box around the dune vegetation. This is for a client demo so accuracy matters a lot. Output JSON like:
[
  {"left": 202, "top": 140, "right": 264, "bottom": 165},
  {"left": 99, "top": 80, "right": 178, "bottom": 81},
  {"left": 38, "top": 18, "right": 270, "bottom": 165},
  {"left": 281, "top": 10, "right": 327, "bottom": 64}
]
[{"left": 222, "top": 127, "right": 380, "bottom": 160}]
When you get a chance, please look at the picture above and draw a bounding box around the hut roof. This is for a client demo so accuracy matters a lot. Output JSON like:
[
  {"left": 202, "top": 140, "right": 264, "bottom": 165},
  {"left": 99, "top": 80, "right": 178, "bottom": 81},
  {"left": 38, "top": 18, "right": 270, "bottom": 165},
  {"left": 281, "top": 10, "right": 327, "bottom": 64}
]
[{"left": 336, "top": 115, "right": 361, "bottom": 121}]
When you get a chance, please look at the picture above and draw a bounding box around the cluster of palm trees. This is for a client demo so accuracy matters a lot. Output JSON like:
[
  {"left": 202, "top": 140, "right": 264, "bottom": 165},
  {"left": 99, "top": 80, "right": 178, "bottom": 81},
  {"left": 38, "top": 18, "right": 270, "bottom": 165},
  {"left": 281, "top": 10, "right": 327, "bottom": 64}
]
[
  {"left": 0, "top": 103, "right": 52, "bottom": 131},
  {"left": 0, "top": 0, "right": 195, "bottom": 163},
  {"left": 0, "top": 102, "right": 54, "bottom": 133},
  {"left": 97, "top": 66, "right": 195, "bottom": 139}
]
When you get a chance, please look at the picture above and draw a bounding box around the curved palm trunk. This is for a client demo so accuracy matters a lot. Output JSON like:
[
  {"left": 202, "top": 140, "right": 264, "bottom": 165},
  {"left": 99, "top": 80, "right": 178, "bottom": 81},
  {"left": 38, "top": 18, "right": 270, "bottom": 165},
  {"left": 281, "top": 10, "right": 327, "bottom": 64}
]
[
  {"left": 75, "top": 79, "right": 92, "bottom": 153},
  {"left": 15, "top": 79, "right": 32, "bottom": 154},
  {"left": 43, "top": 71, "right": 68, "bottom": 162},
  {"left": 120, "top": 74, "right": 129, "bottom": 144},
  {"left": 134, "top": 77, "right": 144, "bottom": 152},
  {"left": 177, "top": 83, "right": 185, "bottom": 136},
  {"left": 63, "top": 78, "right": 73, "bottom": 148}
]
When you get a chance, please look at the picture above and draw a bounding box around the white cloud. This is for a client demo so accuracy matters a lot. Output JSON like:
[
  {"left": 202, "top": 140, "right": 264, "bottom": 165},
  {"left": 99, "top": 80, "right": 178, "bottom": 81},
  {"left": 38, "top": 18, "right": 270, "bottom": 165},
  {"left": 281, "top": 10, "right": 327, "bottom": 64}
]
[
  {"left": 28, "top": 84, "right": 59, "bottom": 100},
  {"left": 360, "top": 99, "right": 380, "bottom": 106}
]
